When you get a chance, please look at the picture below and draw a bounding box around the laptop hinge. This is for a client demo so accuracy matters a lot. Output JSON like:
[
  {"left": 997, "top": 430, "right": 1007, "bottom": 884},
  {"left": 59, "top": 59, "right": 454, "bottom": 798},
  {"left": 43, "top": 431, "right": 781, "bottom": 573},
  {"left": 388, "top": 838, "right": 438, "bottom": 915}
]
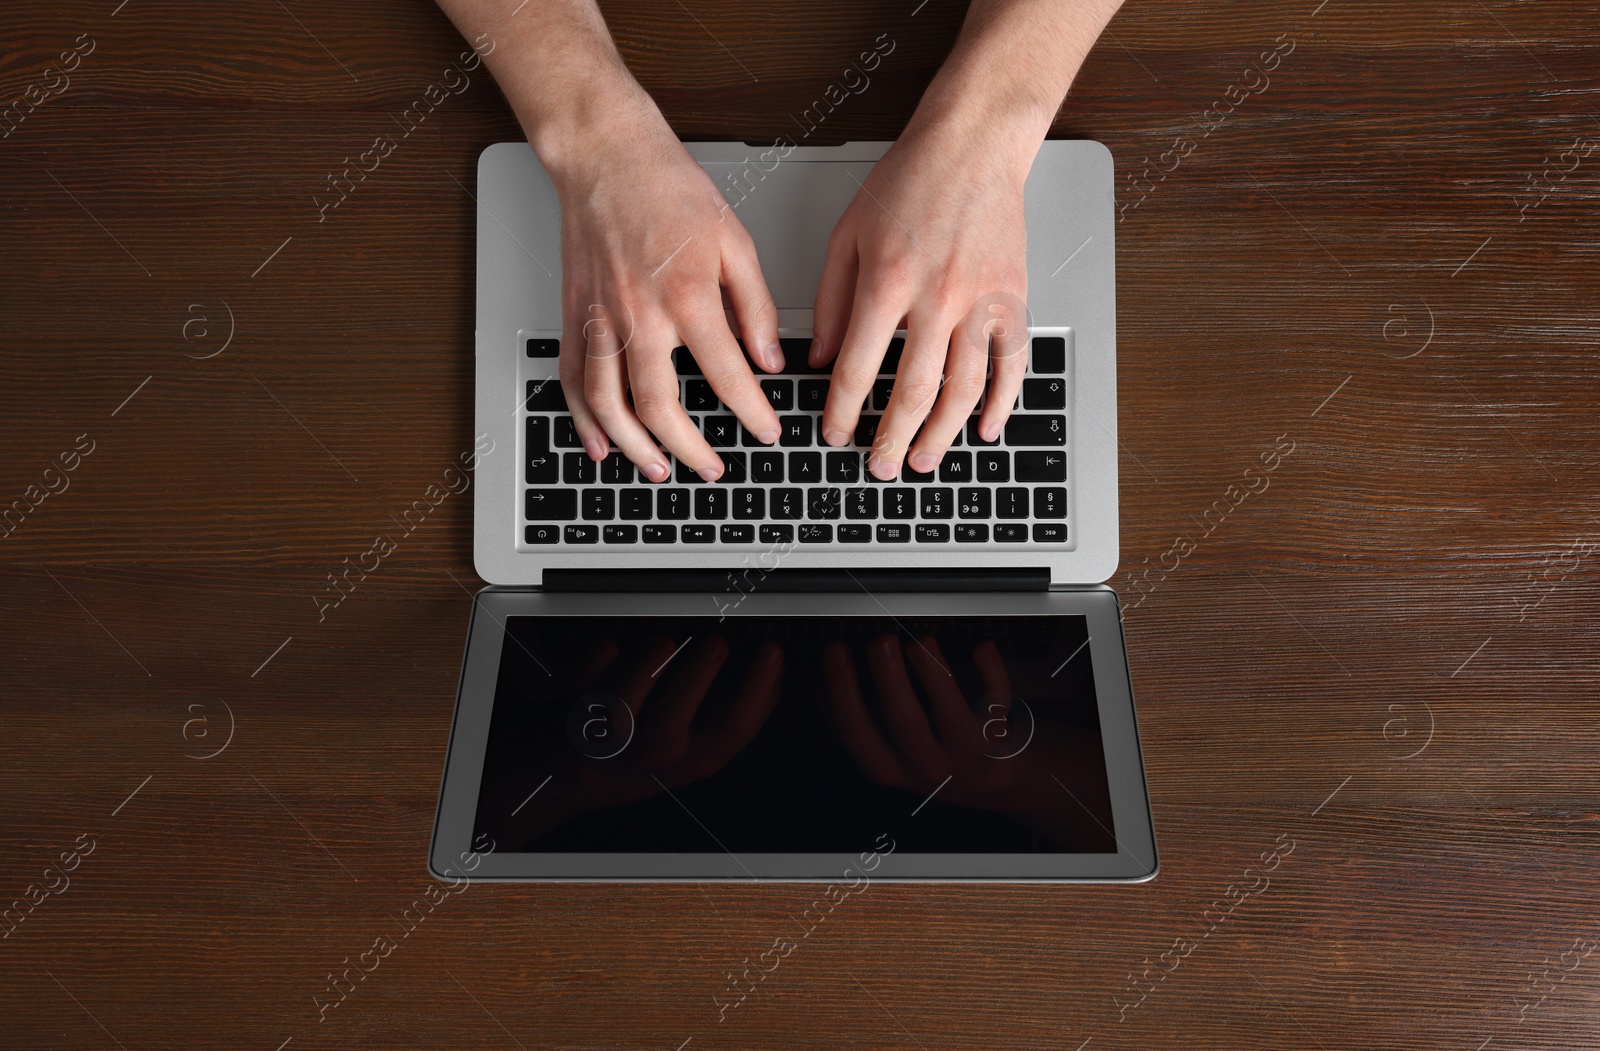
[{"left": 542, "top": 568, "right": 1051, "bottom": 593}]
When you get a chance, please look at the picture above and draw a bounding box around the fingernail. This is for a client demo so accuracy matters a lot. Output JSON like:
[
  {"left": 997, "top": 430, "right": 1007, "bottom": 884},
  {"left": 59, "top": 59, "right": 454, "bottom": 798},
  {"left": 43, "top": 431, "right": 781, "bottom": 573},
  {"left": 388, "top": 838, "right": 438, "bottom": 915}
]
[
  {"left": 698, "top": 465, "right": 722, "bottom": 482},
  {"left": 764, "top": 341, "right": 784, "bottom": 370},
  {"left": 585, "top": 438, "right": 607, "bottom": 460},
  {"left": 757, "top": 428, "right": 780, "bottom": 445},
  {"left": 808, "top": 339, "right": 825, "bottom": 366},
  {"left": 869, "top": 454, "right": 898, "bottom": 479},
  {"left": 824, "top": 429, "right": 848, "bottom": 447},
  {"left": 909, "top": 452, "right": 936, "bottom": 472},
  {"left": 644, "top": 461, "right": 669, "bottom": 483}
]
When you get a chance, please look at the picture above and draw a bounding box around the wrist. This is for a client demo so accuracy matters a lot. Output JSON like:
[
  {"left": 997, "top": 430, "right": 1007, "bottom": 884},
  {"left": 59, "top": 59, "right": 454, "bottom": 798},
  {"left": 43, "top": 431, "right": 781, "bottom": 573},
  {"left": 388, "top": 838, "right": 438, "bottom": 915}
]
[
  {"left": 518, "top": 76, "right": 669, "bottom": 192},
  {"left": 902, "top": 62, "right": 1056, "bottom": 189}
]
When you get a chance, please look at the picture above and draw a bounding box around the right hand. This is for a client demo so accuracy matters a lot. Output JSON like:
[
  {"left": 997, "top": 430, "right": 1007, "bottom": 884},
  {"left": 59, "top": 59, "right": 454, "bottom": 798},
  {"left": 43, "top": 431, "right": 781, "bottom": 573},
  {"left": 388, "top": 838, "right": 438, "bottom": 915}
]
[{"left": 552, "top": 104, "right": 785, "bottom": 481}]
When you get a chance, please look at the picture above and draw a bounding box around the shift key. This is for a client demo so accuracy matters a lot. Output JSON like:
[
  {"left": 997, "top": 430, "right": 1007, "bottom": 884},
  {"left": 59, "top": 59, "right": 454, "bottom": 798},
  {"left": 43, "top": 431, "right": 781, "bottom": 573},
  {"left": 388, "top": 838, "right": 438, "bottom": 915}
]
[
  {"left": 525, "top": 488, "right": 578, "bottom": 520},
  {"left": 1004, "top": 414, "right": 1066, "bottom": 446}
]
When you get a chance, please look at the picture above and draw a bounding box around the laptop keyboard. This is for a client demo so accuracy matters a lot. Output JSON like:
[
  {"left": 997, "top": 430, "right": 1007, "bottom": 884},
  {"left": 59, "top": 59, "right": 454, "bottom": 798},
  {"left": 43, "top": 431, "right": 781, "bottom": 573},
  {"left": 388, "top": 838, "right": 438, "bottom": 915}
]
[{"left": 521, "top": 336, "right": 1071, "bottom": 547}]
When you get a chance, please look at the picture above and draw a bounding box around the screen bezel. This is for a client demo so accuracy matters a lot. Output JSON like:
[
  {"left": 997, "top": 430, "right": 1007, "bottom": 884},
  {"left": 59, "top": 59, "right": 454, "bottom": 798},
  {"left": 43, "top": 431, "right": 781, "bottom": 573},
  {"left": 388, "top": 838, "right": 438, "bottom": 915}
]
[{"left": 430, "top": 586, "right": 1157, "bottom": 883}]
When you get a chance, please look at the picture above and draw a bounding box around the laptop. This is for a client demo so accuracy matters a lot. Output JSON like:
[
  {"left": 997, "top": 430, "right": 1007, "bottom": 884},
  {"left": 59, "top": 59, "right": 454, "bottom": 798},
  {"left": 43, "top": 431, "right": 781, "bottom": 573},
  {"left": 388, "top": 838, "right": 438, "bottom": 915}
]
[{"left": 429, "top": 140, "right": 1156, "bottom": 882}]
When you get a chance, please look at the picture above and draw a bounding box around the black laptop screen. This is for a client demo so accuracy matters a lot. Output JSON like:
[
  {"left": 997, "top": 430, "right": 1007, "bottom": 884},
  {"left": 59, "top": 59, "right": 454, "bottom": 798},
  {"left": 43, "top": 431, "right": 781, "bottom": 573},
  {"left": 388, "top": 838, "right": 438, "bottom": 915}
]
[{"left": 472, "top": 615, "right": 1115, "bottom": 854}]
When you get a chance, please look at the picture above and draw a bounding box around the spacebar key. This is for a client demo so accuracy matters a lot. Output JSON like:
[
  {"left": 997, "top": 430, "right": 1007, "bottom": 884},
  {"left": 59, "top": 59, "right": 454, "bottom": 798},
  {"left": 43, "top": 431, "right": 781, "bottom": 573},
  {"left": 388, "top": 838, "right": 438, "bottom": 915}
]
[{"left": 525, "top": 488, "right": 578, "bottom": 520}]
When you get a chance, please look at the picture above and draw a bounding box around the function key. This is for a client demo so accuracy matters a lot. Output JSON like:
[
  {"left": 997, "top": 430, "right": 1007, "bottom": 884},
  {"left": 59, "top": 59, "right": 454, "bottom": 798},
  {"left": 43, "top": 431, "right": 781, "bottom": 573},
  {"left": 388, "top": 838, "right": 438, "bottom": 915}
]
[
  {"left": 1023, "top": 377, "right": 1066, "bottom": 409},
  {"left": 683, "top": 524, "right": 716, "bottom": 543},
  {"left": 1033, "top": 486, "right": 1067, "bottom": 518},
  {"left": 965, "top": 418, "right": 999, "bottom": 447},
  {"left": 603, "top": 524, "right": 638, "bottom": 544},
  {"left": 994, "top": 523, "right": 1028, "bottom": 542},
  {"left": 564, "top": 524, "right": 599, "bottom": 544},
  {"left": 673, "top": 346, "right": 703, "bottom": 375},
  {"left": 564, "top": 452, "right": 596, "bottom": 484},
  {"left": 525, "top": 524, "right": 559, "bottom": 544},
  {"left": 976, "top": 450, "right": 1009, "bottom": 482},
  {"left": 799, "top": 524, "right": 833, "bottom": 543},
  {"left": 1031, "top": 335, "right": 1066, "bottom": 374},
  {"left": 685, "top": 379, "right": 718, "bottom": 410},
  {"left": 751, "top": 452, "right": 784, "bottom": 483},
  {"left": 761, "top": 379, "right": 794, "bottom": 411},
  {"left": 526, "top": 488, "right": 577, "bottom": 521},
  {"left": 524, "top": 379, "right": 567, "bottom": 411},
  {"left": 839, "top": 524, "right": 871, "bottom": 543},
  {"left": 1004, "top": 414, "right": 1066, "bottom": 447},
  {"left": 939, "top": 451, "right": 972, "bottom": 483},
  {"left": 759, "top": 524, "right": 794, "bottom": 544},
  {"left": 720, "top": 524, "right": 755, "bottom": 543},
  {"left": 1033, "top": 522, "right": 1069, "bottom": 543},
  {"left": 1015, "top": 450, "right": 1067, "bottom": 482},
  {"left": 601, "top": 452, "right": 635, "bottom": 484},
  {"left": 799, "top": 379, "right": 829, "bottom": 410},
  {"left": 876, "top": 523, "right": 911, "bottom": 543},
  {"left": 916, "top": 523, "right": 949, "bottom": 543},
  {"left": 555, "top": 415, "right": 581, "bottom": 447},
  {"left": 643, "top": 524, "right": 677, "bottom": 543},
  {"left": 526, "top": 338, "right": 560, "bottom": 358},
  {"left": 955, "top": 523, "right": 989, "bottom": 543}
]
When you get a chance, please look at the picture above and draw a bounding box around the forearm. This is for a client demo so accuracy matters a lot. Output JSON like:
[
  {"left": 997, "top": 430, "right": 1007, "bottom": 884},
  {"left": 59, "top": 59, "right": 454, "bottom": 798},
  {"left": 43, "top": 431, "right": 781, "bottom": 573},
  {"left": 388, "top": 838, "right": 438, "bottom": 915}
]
[
  {"left": 907, "top": 0, "right": 1124, "bottom": 174},
  {"left": 433, "top": 0, "right": 662, "bottom": 184}
]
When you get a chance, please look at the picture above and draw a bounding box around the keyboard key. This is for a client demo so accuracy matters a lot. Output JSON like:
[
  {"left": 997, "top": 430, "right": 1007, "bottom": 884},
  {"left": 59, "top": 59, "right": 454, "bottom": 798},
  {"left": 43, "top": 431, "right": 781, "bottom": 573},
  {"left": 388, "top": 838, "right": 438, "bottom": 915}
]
[
  {"left": 1024, "top": 377, "right": 1066, "bottom": 409},
  {"left": 997, "top": 487, "right": 1029, "bottom": 519},
  {"left": 555, "top": 415, "right": 581, "bottom": 447},
  {"left": 939, "top": 451, "right": 972, "bottom": 483},
  {"left": 732, "top": 488, "right": 765, "bottom": 520},
  {"left": 958, "top": 487, "right": 991, "bottom": 519},
  {"left": 564, "top": 524, "right": 598, "bottom": 544},
  {"left": 1005, "top": 414, "right": 1066, "bottom": 446},
  {"left": 771, "top": 488, "right": 803, "bottom": 520},
  {"left": 564, "top": 452, "right": 596, "bottom": 485},
  {"left": 644, "top": 524, "right": 677, "bottom": 543},
  {"left": 740, "top": 422, "right": 777, "bottom": 447},
  {"left": 526, "top": 488, "right": 577, "bottom": 520},
  {"left": 808, "top": 487, "right": 842, "bottom": 519},
  {"left": 525, "top": 417, "right": 557, "bottom": 484},
  {"left": 877, "top": 523, "right": 912, "bottom": 543},
  {"left": 751, "top": 452, "right": 784, "bottom": 483},
  {"left": 845, "top": 487, "right": 878, "bottom": 519},
  {"left": 799, "top": 524, "right": 833, "bottom": 543},
  {"left": 525, "top": 524, "right": 559, "bottom": 544},
  {"left": 976, "top": 450, "right": 1009, "bottom": 482},
  {"left": 839, "top": 523, "right": 871, "bottom": 543},
  {"left": 916, "top": 523, "right": 949, "bottom": 543},
  {"left": 871, "top": 377, "right": 895, "bottom": 410},
  {"left": 527, "top": 338, "right": 560, "bottom": 358},
  {"left": 582, "top": 489, "right": 614, "bottom": 520},
  {"left": 1015, "top": 450, "right": 1067, "bottom": 482},
  {"left": 601, "top": 452, "right": 634, "bottom": 484},
  {"left": 789, "top": 452, "right": 822, "bottom": 483},
  {"left": 826, "top": 451, "right": 860, "bottom": 482},
  {"left": 955, "top": 523, "right": 989, "bottom": 543},
  {"left": 920, "top": 487, "right": 953, "bottom": 519},
  {"left": 903, "top": 463, "right": 935, "bottom": 484},
  {"left": 1033, "top": 487, "right": 1067, "bottom": 518},
  {"left": 994, "top": 523, "right": 1028, "bottom": 542},
  {"left": 855, "top": 414, "right": 881, "bottom": 447},
  {"left": 1032, "top": 335, "right": 1066, "bottom": 374},
  {"left": 779, "top": 337, "right": 824, "bottom": 374},
  {"left": 881, "top": 336, "right": 905, "bottom": 374},
  {"left": 705, "top": 415, "right": 739, "bottom": 447},
  {"left": 965, "top": 418, "right": 999, "bottom": 447},
  {"left": 683, "top": 524, "right": 715, "bottom": 543},
  {"left": 799, "top": 379, "right": 829, "bottom": 411},
  {"left": 884, "top": 488, "right": 916, "bottom": 519},
  {"left": 721, "top": 524, "right": 755, "bottom": 543},
  {"left": 695, "top": 488, "right": 728, "bottom": 520},
  {"left": 760, "top": 379, "right": 794, "bottom": 411},
  {"left": 685, "top": 379, "right": 718, "bottom": 410},
  {"left": 717, "top": 451, "right": 747, "bottom": 483},
  {"left": 1033, "top": 522, "right": 1068, "bottom": 542},
  {"left": 760, "top": 524, "right": 794, "bottom": 544},
  {"left": 524, "top": 379, "right": 567, "bottom": 411},
  {"left": 673, "top": 346, "right": 703, "bottom": 375},
  {"left": 676, "top": 459, "right": 702, "bottom": 483},
  {"left": 620, "top": 489, "right": 652, "bottom": 520},
  {"left": 780, "top": 415, "right": 813, "bottom": 447},
  {"left": 603, "top": 524, "right": 638, "bottom": 544},
  {"left": 657, "top": 488, "right": 691, "bottom": 520}
]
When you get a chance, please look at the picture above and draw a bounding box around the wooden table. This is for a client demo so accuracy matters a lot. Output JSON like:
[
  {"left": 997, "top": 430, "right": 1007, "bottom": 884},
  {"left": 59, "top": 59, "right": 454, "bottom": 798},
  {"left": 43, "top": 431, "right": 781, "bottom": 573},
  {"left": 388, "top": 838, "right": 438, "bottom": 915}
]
[{"left": 4, "top": 1, "right": 1598, "bottom": 1047}]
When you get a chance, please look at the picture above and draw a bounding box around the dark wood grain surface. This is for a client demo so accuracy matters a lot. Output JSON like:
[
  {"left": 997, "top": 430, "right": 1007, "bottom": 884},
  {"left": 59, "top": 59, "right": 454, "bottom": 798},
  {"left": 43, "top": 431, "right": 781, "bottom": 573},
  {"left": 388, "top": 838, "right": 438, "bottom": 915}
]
[{"left": 4, "top": 1, "right": 1599, "bottom": 1048}]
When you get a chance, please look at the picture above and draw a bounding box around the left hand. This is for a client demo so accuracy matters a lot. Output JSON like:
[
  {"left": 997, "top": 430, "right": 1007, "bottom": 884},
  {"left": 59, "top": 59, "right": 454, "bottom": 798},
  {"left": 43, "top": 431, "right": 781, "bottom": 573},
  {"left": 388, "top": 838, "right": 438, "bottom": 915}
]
[{"left": 811, "top": 118, "right": 1033, "bottom": 480}]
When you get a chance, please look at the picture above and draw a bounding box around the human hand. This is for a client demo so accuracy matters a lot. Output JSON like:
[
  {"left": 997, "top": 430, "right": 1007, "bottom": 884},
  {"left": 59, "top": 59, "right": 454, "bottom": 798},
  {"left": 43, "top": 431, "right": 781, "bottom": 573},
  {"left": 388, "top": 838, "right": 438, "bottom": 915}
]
[
  {"left": 553, "top": 105, "right": 784, "bottom": 482},
  {"left": 811, "top": 120, "right": 1032, "bottom": 480}
]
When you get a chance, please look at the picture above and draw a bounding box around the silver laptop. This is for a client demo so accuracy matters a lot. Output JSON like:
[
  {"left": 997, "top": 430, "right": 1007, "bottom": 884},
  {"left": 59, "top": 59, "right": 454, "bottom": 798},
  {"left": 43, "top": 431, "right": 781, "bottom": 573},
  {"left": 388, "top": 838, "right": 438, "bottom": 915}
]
[{"left": 430, "top": 141, "right": 1156, "bottom": 882}]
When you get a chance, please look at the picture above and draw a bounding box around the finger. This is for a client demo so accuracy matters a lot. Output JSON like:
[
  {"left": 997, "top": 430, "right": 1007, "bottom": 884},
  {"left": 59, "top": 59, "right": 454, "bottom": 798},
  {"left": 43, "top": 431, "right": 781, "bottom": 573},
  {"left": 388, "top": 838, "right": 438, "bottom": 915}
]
[
  {"left": 809, "top": 222, "right": 860, "bottom": 368},
  {"left": 681, "top": 310, "right": 781, "bottom": 444},
  {"left": 616, "top": 635, "right": 680, "bottom": 719},
  {"left": 651, "top": 635, "right": 729, "bottom": 739},
  {"left": 626, "top": 342, "right": 724, "bottom": 481},
  {"left": 977, "top": 298, "right": 1030, "bottom": 443},
  {"left": 869, "top": 309, "right": 952, "bottom": 480},
  {"left": 720, "top": 224, "right": 784, "bottom": 373},
  {"left": 865, "top": 634, "right": 949, "bottom": 783},
  {"left": 820, "top": 276, "right": 903, "bottom": 447},
  {"left": 696, "top": 642, "right": 783, "bottom": 769},
  {"left": 582, "top": 331, "right": 671, "bottom": 482},
  {"left": 903, "top": 635, "right": 978, "bottom": 762},
  {"left": 560, "top": 301, "right": 611, "bottom": 462},
  {"left": 821, "top": 640, "right": 907, "bottom": 785},
  {"left": 907, "top": 317, "right": 988, "bottom": 474}
]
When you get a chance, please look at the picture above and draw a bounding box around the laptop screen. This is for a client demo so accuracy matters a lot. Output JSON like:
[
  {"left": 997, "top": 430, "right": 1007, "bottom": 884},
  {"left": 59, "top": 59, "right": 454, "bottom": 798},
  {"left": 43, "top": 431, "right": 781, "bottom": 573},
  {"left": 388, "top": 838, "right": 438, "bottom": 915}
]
[{"left": 472, "top": 614, "right": 1115, "bottom": 856}]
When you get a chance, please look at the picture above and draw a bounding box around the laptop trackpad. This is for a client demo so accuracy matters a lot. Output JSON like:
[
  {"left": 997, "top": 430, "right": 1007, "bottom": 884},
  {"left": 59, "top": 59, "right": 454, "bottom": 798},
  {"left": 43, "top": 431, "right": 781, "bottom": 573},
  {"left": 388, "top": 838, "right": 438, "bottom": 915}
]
[{"left": 703, "top": 160, "right": 873, "bottom": 309}]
